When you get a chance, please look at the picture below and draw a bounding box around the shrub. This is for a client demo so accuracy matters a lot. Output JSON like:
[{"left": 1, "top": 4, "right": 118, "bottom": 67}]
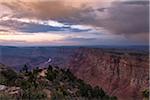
[
  {"left": 46, "top": 70, "right": 56, "bottom": 81},
  {"left": 142, "top": 89, "right": 149, "bottom": 99},
  {"left": 22, "top": 89, "right": 47, "bottom": 100},
  {"left": 1, "top": 69, "right": 17, "bottom": 86}
]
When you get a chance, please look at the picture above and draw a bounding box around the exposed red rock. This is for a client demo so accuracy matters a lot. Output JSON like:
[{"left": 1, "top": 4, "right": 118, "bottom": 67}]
[{"left": 68, "top": 48, "right": 149, "bottom": 100}]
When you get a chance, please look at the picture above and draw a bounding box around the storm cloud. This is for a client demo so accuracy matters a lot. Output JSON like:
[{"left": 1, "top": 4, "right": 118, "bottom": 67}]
[
  {"left": 64, "top": 0, "right": 149, "bottom": 43},
  {"left": 0, "top": 0, "right": 149, "bottom": 45}
]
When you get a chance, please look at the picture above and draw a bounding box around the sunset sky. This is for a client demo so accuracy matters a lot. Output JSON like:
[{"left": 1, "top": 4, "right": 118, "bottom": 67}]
[{"left": 0, "top": 0, "right": 149, "bottom": 46}]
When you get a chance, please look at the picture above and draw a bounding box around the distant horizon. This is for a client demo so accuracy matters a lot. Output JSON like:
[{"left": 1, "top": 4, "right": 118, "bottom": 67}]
[{"left": 0, "top": 44, "right": 149, "bottom": 48}]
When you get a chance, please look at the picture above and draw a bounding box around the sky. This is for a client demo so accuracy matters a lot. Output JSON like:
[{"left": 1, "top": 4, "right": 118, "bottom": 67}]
[{"left": 0, "top": 0, "right": 149, "bottom": 46}]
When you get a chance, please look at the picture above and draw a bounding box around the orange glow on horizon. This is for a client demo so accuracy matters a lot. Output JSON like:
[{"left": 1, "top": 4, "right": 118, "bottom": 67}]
[{"left": 0, "top": 33, "right": 66, "bottom": 43}]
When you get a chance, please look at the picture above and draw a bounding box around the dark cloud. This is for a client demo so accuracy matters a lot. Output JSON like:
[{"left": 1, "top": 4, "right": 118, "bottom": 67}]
[
  {"left": 1, "top": 1, "right": 81, "bottom": 20},
  {"left": 0, "top": 29, "right": 9, "bottom": 32},
  {"left": 102, "top": 1, "right": 149, "bottom": 34},
  {"left": 121, "top": 1, "right": 149, "bottom": 5},
  {"left": 0, "top": 0, "right": 149, "bottom": 45},
  {"left": 3, "top": 0, "right": 148, "bottom": 35},
  {"left": 56, "top": 1, "right": 149, "bottom": 36},
  {"left": 66, "top": 37, "right": 96, "bottom": 41},
  {"left": 64, "top": 0, "right": 149, "bottom": 44},
  {"left": 97, "top": 8, "right": 107, "bottom": 12},
  {"left": 101, "top": 1, "right": 149, "bottom": 44},
  {"left": 0, "top": 20, "right": 91, "bottom": 33}
]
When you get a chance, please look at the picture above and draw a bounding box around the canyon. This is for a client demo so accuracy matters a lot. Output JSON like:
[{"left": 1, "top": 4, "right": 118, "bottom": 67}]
[
  {"left": 68, "top": 48, "right": 149, "bottom": 100},
  {"left": 0, "top": 46, "right": 149, "bottom": 100}
]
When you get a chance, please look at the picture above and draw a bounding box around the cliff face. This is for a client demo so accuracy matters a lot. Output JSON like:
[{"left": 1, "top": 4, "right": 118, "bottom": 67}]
[{"left": 68, "top": 48, "right": 149, "bottom": 100}]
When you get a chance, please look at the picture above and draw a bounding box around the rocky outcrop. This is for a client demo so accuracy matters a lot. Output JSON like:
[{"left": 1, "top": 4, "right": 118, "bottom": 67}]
[{"left": 68, "top": 48, "right": 149, "bottom": 100}]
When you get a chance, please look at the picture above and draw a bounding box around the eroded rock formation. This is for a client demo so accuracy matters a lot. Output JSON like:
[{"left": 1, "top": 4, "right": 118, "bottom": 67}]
[{"left": 68, "top": 48, "right": 149, "bottom": 100}]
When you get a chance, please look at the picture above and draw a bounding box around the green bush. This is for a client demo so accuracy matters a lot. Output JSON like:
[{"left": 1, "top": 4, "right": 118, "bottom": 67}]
[
  {"left": 1, "top": 69, "right": 17, "bottom": 86},
  {"left": 46, "top": 70, "right": 57, "bottom": 81},
  {"left": 142, "top": 89, "right": 149, "bottom": 99},
  {"left": 51, "top": 90, "right": 66, "bottom": 100},
  {"left": 22, "top": 89, "right": 47, "bottom": 100}
]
